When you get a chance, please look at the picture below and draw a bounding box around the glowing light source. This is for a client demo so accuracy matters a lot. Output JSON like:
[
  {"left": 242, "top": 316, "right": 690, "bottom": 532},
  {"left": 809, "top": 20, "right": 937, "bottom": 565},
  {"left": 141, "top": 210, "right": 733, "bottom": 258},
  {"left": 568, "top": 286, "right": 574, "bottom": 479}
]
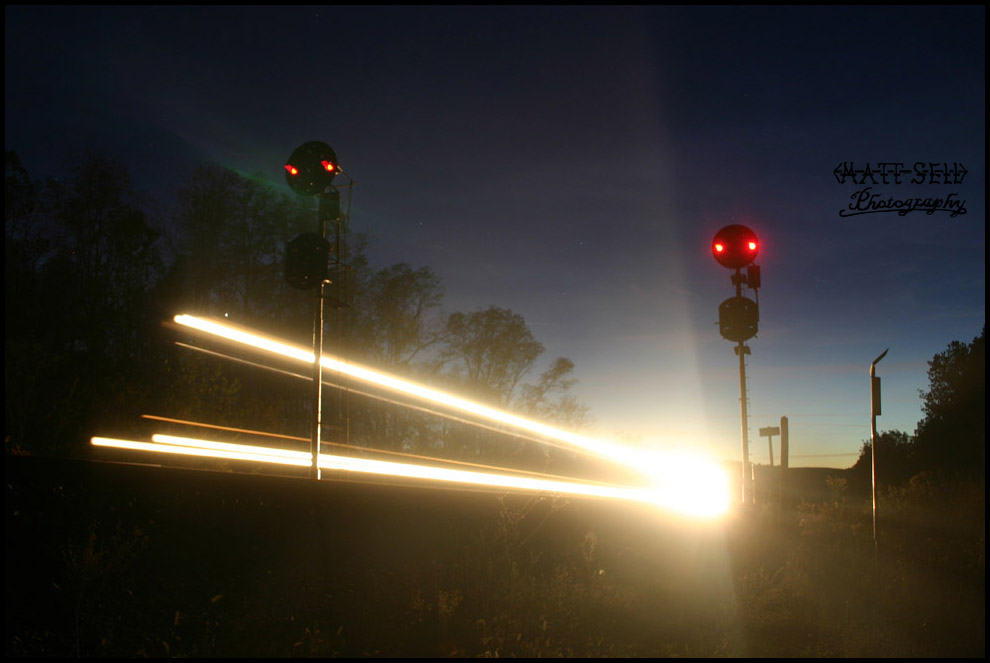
[
  {"left": 712, "top": 225, "right": 759, "bottom": 269},
  {"left": 285, "top": 141, "right": 338, "bottom": 195},
  {"left": 634, "top": 450, "right": 732, "bottom": 518}
]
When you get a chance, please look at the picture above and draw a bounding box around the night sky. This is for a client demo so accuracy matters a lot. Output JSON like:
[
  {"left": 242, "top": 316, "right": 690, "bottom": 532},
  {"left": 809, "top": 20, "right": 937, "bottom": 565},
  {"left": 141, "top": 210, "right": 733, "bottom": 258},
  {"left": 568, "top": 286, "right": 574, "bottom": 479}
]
[{"left": 5, "top": 6, "right": 985, "bottom": 468}]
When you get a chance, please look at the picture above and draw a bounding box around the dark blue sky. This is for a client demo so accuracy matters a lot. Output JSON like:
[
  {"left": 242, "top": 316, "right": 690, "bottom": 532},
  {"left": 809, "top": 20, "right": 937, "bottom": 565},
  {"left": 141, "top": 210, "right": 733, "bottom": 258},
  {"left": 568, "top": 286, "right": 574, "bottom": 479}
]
[{"left": 6, "top": 6, "right": 985, "bottom": 467}]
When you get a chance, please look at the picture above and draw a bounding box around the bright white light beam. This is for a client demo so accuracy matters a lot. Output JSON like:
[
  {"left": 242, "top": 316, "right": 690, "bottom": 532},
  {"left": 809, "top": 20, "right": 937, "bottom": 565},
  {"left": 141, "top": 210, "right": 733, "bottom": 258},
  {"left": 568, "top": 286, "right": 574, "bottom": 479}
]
[
  {"left": 176, "top": 315, "right": 643, "bottom": 467},
  {"left": 92, "top": 435, "right": 679, "bottom": 512},
  {"left": 153, "top": 434, "right": 729, "bottom": 518},
  {"left": 169, "top": 315, "right": 732, "bottom": 518},
  {"left": 92, "top": 436, "right": 308, "bottom": 468}
]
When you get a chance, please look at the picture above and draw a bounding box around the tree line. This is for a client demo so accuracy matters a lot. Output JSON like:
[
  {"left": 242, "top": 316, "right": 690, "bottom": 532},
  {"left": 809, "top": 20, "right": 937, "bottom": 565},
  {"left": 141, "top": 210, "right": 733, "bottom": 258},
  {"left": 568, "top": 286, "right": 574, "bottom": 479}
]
[
  {"left": 5, "top": 148, "right": 982, "bottom": 481},
  {"left": 4, "top": 150, "right": 589, "bottom": 468},
  {"left": 850, "top": 326, "right": 985, "bottom": 487}
]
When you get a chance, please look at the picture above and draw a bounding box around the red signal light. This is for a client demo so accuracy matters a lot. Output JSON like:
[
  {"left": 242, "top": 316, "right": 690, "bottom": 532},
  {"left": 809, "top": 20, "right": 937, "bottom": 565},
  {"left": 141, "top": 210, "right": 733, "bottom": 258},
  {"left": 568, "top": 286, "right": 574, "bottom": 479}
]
[
  {"left": 285, "top": 141, "right": 338, "bottom": 196},
  {"left": 712, "top": 225, "right": 759, "bottom": 269}
]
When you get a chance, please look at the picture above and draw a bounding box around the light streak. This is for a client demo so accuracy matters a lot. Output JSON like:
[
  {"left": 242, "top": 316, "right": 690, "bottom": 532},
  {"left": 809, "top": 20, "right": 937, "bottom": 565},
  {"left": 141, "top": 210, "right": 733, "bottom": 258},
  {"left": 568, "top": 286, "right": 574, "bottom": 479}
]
[
  {"left": 142, "top": 414, "right": 309, "bottom": 443},
  {"left": 91, "top": 436, "right": 308, "bottom": 468},
  {"left": 175, "top": 315, "right": 641, "bottom": 466},
  {"left": 142, "top": 414, "right": 618, "bottom": 486},
  {"left": 92, "top": 435, "right": 661, "bottom": 509},
  {"left": 168, "top": 314, "right": 732, "bottom": 518},
  {"left": 167, "top": 341, "right": 592, "bottom": 453},
  {"left": 322, "top": 453, "right": 642, "bottom": 503}
]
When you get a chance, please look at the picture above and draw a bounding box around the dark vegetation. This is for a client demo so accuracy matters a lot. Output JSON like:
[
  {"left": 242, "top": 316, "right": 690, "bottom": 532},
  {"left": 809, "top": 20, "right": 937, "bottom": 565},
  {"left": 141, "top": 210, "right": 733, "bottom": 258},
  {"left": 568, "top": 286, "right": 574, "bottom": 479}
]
[
  {"left": 5, "top": 149, "right": 588, "bottom": 467},
  {"left": 5, "top": 150, "right": 985, "bottom": 656},
  {"left": 5, "top": 456, "right": 984, "bottom": 657}
]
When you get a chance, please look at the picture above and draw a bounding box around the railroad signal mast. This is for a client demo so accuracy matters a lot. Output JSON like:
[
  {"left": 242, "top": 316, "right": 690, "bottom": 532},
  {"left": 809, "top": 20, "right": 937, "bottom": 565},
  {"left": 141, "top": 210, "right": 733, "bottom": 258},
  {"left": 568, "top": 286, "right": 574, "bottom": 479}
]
[
  {"left": 712, "top": 224, "right": 761, "bottom": 505},
  {"left": 284, "top": 141, "right": 353, "bottom": 480}
]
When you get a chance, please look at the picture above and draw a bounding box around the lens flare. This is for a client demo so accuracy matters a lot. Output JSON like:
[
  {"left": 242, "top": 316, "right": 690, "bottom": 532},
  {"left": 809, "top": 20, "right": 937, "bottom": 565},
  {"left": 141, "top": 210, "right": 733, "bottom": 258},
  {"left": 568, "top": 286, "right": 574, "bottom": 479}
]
[{"left": 633, "top": 450, "right": 732, "bottom": 519}]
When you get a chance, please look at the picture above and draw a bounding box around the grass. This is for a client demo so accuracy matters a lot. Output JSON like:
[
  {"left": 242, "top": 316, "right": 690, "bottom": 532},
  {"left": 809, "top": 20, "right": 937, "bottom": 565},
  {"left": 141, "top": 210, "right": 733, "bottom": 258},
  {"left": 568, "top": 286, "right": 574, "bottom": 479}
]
[{"left": 4, "top": 458, "right": 984, "bottom": 657}]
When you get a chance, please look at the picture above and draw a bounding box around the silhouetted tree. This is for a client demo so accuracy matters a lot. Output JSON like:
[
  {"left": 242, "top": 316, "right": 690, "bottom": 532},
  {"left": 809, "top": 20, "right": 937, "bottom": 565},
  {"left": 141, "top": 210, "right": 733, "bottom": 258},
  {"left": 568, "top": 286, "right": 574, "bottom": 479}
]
[
  {"left": 914, "top": 327, "right": 985, "bottom": 478},
  {"left": 155, "top": 163, "right": 321, "bottom": 436},
  {"left": 435, "top": 306, "right": 588, "bottom": 465},
  {"left": 357, "top": 263, "right": 444, "bottom": 368},
  {"left": 5, "top": 151, "right": 49, "bottom": 350},
  {"left": 345, "top": 263, "right": 445, "bottom": 451},
  {"left": 442, "top": 306, "right": 544, "bottom": 407},
  {"left": 5, "top": 152, "right": 592, "bottom": 464},
  {"left": 518, "top": 357, "right": 591, "bottom": 430},
  {"left": 167, "top": 163, "right": 313, "bottom": 329},
  {"left": 849, "top": 430, "right": 917, "bottom": 496},
  {"left": 5, "top": 151, "right": 49, "bottom": 453},
  {"left": 5, "top": 150, "right": 164, "bottom": 454}
]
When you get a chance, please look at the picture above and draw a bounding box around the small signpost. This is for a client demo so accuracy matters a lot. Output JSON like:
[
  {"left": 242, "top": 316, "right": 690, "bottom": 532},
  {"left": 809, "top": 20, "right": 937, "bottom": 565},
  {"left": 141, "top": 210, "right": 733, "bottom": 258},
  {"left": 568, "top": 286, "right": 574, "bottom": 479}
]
[{"left": 759, "top": 426, "right": 780, "bottom": 466}]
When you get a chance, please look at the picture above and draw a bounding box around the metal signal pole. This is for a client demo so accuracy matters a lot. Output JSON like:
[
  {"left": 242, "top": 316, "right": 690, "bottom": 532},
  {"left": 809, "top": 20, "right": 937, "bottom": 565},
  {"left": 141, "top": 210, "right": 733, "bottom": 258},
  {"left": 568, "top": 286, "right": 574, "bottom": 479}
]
[
  {"left": 308, "top": 192, "right": 340, "bottom": 481},
  {"left": 737, "top": 338, "right": 752, "bottom": 503},
  {"left": 734, "top": 270, "right": 753, "bottom": 505},
  {"left": 311, "top": 279, "right": 325, "bottom": 480},
  {"left": 283, "top": 141, "right": 352, "bottom": 482},
  {"left": 712, "top": 225, "right": 761, "bottom": 506}
]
